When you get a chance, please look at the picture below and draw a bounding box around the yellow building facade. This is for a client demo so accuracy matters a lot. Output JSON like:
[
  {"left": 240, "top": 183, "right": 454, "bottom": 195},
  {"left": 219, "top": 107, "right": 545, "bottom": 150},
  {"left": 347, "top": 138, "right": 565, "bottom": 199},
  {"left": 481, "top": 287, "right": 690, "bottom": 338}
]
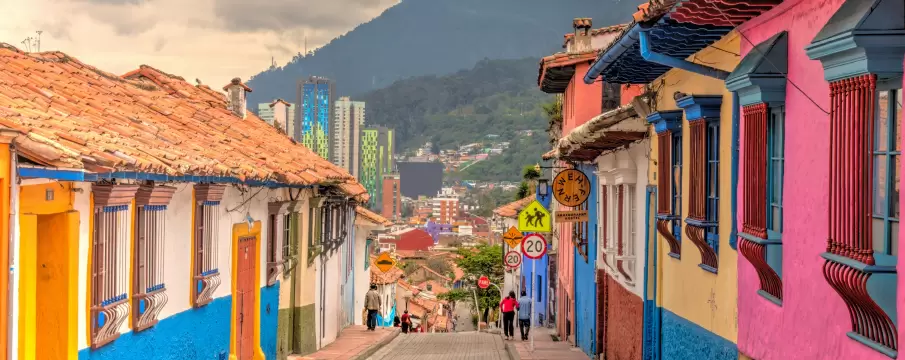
[{"left": 647, "top": 33, "right": 742, "bottom": 358}]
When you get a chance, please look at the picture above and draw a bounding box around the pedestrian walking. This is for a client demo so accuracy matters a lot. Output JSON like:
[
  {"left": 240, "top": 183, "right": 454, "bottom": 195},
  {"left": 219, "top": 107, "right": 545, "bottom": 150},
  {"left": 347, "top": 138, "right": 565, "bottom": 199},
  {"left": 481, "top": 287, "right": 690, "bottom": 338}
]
[
  {"left": 500, "top": 291, "right": 519, "bottom": 340},
  {"left": 517, "top": 291, "right": 532, "bottom": 341},
  {"left": 365, "top": 284, "right": 381, "bottom": 331},
  {"left": 401, "top": 310, "right": 412, "bottom": 334}
]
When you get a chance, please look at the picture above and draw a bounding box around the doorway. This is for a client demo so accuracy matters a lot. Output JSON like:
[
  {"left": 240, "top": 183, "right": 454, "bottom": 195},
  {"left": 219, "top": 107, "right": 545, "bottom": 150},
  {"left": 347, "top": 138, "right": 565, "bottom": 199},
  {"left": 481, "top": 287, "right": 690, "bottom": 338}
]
[
  {"left": 236, "top": 235, "right": 257, "bottom": 360},
  {"left": 20, "top": 211, "right": 78, "bottom": 360}
]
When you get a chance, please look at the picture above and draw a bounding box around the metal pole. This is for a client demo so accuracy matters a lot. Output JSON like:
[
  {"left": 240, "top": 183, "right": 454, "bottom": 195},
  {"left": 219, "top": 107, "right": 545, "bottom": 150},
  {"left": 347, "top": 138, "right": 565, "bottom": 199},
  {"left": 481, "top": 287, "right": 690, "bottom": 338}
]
[
  {"left": 530, "top": 259, "right": 536, "bottom": 351},
  {"left": 491, "top": 283, "right": 503, "bottom": 328},
  {"left": 472, "top": 287, "right": 480, "bottom": 332}
]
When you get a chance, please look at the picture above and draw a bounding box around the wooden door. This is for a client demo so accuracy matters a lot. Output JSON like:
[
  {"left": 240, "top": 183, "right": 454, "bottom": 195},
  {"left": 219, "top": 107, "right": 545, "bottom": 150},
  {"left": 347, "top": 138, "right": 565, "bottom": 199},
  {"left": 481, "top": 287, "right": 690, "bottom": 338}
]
[{"left": 237, "top": 236, "right": 256, "bottom": 360}]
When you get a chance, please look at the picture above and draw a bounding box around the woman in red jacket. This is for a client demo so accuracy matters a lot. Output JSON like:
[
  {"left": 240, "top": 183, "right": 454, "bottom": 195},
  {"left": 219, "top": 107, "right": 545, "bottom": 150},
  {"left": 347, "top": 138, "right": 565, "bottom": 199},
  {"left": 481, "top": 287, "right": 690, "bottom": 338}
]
[{"left": 499, "top": 291, "right": 519, "bottom": 340}]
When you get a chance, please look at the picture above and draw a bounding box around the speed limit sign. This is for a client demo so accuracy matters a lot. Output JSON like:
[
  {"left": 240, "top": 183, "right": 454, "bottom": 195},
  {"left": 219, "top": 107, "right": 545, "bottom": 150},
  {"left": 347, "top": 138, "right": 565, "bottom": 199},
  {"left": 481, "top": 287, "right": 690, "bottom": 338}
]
[
  {"left": 521, "top": 233, "right": 547, "bottom": 259},
  {"left": 504, "top": 250, "right": 522, "bottom": 269}
]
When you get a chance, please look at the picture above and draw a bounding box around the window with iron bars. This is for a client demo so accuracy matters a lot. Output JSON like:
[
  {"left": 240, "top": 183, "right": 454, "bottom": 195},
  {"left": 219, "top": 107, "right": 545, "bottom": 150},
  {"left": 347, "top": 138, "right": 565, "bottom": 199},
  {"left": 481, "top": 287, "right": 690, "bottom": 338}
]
[
  {"left": 192, "top": 184, "right": 226, "bottom": 307},
  {"left": 90, "top": 184, "right": 139, "bottom": 349},
  {"left": 132, "top": 185, "right": 176, "bottom": 332}
]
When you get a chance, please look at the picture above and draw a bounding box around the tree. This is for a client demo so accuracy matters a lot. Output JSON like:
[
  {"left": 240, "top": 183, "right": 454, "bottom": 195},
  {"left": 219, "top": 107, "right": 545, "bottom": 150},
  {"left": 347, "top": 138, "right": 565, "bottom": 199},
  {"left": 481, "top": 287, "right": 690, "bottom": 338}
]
[
  {"left": 426, "top": 257, "right": 453, "bottom": 276},
  {"left": 516, "top": 182, "right": 530, "bottom": 200},
  {"left": 452, "top": 245, "right": 504, "bottom": 312}
]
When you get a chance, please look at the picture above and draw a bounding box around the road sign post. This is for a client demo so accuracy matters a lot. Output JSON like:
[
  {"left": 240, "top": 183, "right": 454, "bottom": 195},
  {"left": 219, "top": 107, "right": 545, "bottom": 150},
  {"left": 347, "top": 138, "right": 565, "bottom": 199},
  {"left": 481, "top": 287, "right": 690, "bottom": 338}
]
[
  {"left": 503, "top": 226, "right": 523, "bottom": 248},
  {"left": 504, "top": 250, "right": 522, "bottom": 269},
  {"left": 518, "top": 200, "right": 552, "bottom": 233},
  {"left": 374, "top": 252, "right": 397, "bottom": 273},
  {"left": 520, "top": 233, "right": 547, "bottom": 351},
  {"left": 478, "top": 276, "right": 490, "bottom": 289}
]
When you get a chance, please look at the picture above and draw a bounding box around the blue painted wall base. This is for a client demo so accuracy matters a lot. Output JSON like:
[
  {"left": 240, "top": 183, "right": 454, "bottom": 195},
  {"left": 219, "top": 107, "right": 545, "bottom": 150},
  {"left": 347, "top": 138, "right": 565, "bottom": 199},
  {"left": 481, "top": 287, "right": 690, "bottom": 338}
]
[
  {"left": 79, "top": 284, "right": 280, "bottom": 360},
  {"left": 661, "top": 309, "right": 737, "bottom": 360}
]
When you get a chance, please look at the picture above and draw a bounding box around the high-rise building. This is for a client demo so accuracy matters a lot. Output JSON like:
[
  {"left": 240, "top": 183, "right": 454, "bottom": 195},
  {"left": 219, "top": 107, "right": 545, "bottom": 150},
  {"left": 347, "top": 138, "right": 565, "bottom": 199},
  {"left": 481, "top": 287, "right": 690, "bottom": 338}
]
[
  {"left": 257, "top": 100, "right": 295, "bottom": 135},
  {"left": 333, "top": 97, "right": 365, "bottom": 178},
  {"left": 431, "top": 187, "right": 460, "bottom": 224},
  {"left": 296, "top": 76, "right": 335, "bottom": 159},
  {"left": 360, "top": 126, "right": 395, "bottom": 209},
  {"left": 381, "top": 173, "right": 401, "bottom": 222}
]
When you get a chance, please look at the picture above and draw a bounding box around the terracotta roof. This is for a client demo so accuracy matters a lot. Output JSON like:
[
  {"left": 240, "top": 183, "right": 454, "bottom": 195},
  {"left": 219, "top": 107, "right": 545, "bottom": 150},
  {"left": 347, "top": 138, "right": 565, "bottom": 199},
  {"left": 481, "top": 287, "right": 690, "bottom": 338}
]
[
  {"left": 417, "top": 280, "right": 449, "bottom": 295},
  {"left": 537, "top": 51, "right": 598, "bottom": 93},
  {"left": 269, "top": 98, "right": 291, "bottom": 107},
  {"left": 493, "top": 195, "right": 534, "bottom": 218},
  {"left": 542, "top": 149, "right": 557, "bottom": 160},
  {"left": 572, "top": 18, "right": 593, "bottom": 29},
  {"left": 452, "top": 265, "right": 465, "bottom": 282},
  {"left": 370, "top": 265, "right": 403, "bottom": 285},
  {"left": 555, "top": 103, "right": 648, "bottom": 161},
  {"left": 416, "top": 264, "right": 451, "bottom": 282},
  {"left": 0, "top": 44, "right": 367, "bottom": 201},
  {"left": 356, "top": 206, "right": 392, "bottom": 226},
  {"left": 396, "top": 279, "right": 420, "bottom": 296}
]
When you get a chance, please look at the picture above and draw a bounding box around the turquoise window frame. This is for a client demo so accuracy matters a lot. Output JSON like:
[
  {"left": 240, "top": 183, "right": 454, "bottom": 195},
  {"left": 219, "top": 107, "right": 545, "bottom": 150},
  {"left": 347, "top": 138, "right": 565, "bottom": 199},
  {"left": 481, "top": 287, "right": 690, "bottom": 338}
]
[
  {"left": 671, "top": 130, "right": 683, "bottom": 243},
  {"left": 705, "top": 119, "right": 720, "bottom": 252},
  {"left": 765, "top": 106, "right": 785, "bottom": 278},
  {"left": 868, "top": 85, "right": 901, "bottom": 330}
]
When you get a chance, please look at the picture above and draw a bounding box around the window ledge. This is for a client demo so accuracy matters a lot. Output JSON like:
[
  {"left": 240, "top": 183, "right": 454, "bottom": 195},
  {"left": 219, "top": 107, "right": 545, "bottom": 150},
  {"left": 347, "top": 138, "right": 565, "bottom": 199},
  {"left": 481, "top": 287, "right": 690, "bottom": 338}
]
[
  {"left": 698, "top": 264, "right": 718, "bottom": 274},
  {"left": 756, "top": 289, "right": 783, "bottom": 307},
  {"left": 657, "top": 214, "right": 680, "bottom": 221},
  {"left": 820, "top": 253, "right": 897, "bottom": 274},
  {"left": 739, "top": 232, "right": 782, "bottom": 246},
  {"left": 667, "top": 252, "right": 681, "bottom": 259},
  {"left": 847, "top": 332, "right": 898, "bottom": 359},
  {"left": 685, "top": 218, "right": 717, "bottom": 228}
]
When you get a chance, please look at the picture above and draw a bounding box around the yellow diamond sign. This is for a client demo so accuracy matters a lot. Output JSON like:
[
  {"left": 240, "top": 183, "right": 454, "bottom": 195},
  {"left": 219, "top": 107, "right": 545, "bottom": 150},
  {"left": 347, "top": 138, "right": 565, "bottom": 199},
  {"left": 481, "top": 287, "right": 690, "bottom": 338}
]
[
  {"left": 518, "top": 200, "right": 551, "bottom": 233},
  {"left": 503, "top": 226, "right": 524, "bottom": 248},
  {"left": 375, "top": 252, "right": 397, "bottom": 273}
]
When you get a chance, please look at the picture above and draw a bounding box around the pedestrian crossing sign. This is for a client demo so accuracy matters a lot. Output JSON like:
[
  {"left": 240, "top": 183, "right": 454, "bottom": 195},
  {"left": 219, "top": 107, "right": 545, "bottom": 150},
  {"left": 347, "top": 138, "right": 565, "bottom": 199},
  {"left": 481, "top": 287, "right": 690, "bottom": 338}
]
[{"left": 518, "top": 200, "right": 551, "bottom": 233}]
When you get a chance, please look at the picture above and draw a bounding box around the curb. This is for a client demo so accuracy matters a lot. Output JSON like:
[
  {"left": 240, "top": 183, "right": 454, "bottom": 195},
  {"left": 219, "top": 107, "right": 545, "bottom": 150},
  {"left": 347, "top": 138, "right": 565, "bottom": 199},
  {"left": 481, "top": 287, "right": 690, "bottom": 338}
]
[
  {"left": 505, "top": 343, "right": 521, "bottom": 360},
  {"left": 349, "top": 328, "right": 401, "bottom": 360}
]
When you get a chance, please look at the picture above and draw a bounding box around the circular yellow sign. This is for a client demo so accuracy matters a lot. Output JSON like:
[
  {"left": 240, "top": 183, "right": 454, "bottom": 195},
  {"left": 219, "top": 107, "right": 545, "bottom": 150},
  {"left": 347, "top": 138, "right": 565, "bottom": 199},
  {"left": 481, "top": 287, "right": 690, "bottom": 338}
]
[{"left": 553, "top": 169, "right": 590, "bottom": 207}]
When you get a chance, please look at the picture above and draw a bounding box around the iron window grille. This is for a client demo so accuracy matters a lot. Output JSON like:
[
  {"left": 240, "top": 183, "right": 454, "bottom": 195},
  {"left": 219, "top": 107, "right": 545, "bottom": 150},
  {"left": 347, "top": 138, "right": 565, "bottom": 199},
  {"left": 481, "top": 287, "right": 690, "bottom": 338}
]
[
  {"left": 192, "top": 184, "right": 225, "bottom": 308},
  {"left": 132, "top": 185, "right": 176, "bottom": 332},
  {"left": 90, "top": 184, "right": 139, "bottom": 349}
]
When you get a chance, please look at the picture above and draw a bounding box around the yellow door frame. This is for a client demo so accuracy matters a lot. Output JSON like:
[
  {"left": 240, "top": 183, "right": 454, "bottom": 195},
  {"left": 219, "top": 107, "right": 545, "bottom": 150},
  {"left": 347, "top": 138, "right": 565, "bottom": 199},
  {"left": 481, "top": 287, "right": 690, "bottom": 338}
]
[{"left": 230, "top": 221, "right": 265, "bottom": 360}]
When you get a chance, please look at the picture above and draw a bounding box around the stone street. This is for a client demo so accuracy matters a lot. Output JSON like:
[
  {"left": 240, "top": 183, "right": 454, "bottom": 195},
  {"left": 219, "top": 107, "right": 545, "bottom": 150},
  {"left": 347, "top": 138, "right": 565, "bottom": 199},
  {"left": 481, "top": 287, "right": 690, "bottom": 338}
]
[{"left": 365, "top": 332, "right": 509, "bottom": 360}]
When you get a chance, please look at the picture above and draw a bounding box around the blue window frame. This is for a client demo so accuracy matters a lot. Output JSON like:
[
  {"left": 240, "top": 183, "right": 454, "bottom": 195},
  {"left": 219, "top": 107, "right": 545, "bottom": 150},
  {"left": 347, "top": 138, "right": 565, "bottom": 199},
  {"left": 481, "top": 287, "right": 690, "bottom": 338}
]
[
  {"left": 671, "top": 131, "right": 683, "bottom": 241},
  {"left": 766, "top": 106, "right": 785, "bottom": 278},
  {"left": 705, "top": 120, "right": 720, "bottom": 250},
  {"left": 872, "top": 88, "right": 901, "bottom": 258}
]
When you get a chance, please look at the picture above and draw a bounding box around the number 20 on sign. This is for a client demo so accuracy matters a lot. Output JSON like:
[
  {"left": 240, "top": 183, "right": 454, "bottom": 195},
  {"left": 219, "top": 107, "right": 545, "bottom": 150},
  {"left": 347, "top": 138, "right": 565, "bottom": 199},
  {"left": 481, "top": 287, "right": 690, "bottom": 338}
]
[{"left": 521, "top": 233, "right": 547, "bottom": 259}]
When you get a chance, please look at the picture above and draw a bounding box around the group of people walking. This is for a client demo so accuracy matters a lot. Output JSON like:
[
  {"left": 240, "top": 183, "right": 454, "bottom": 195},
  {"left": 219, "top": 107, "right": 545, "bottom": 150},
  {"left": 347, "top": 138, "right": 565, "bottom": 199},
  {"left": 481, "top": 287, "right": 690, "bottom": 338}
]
[
  {"left": 366, "top": 283, "right": 415, "bottom": 333},
  {"left": 499, "top": 291, "right": 532, "bottom": 341}
]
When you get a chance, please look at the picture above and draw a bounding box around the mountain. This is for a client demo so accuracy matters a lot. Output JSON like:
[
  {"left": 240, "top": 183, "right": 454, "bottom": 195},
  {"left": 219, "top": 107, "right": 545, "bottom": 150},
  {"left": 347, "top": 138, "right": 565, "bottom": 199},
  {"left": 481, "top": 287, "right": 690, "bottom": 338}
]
[
  {"left": 357, "top": 57, "right": 550, "bottom": 152},
  {"left": 245, "top": 0, "right": 639, "bottom": 103}
]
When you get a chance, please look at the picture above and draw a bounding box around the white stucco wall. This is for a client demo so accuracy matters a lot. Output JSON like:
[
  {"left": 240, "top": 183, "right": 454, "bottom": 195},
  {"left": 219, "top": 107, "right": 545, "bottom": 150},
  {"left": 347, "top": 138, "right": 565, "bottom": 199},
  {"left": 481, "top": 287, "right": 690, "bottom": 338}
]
[
  {"left": 595, "top": 140, "right": 649, "bottom": 298},
  {"left": 353, "top": 219, "right": 380, "bottom": 326},
  {"left": 71, "top": 182, "right": 283, "bottom": 349}
]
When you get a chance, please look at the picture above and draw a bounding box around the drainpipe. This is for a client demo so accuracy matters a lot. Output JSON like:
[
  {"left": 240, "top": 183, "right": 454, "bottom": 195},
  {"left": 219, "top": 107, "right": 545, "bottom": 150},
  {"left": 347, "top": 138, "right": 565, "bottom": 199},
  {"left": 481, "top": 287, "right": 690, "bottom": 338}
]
[
  {"left": 729, "top": 92, "right": 740, "bottom": 250},
  {"left": 638, "top": 30, "right": 730, "bottom": 80},
  {"left": 7, "top": 150, "right": 16, "bottom": 360}
]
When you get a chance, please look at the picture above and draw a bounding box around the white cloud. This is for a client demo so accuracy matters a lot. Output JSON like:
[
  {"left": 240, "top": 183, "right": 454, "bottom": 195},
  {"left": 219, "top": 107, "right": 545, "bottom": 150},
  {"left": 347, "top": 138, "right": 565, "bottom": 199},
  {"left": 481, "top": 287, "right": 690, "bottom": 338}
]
[{"left": 0, "top": 0, "right": 398, "bottom": 88}]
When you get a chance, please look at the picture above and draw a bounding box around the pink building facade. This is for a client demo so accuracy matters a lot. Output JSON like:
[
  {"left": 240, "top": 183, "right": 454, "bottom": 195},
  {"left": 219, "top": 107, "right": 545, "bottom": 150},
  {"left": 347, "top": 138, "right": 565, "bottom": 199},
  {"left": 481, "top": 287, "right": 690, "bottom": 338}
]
[{"left": 732, "top": 0, "right": 905, "bottom": 359}]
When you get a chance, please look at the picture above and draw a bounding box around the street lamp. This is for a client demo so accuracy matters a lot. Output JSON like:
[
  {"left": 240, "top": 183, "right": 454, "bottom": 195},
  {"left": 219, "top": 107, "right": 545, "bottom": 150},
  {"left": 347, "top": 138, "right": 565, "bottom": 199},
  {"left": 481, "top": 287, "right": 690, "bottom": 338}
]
[{"left": 536, "top": 178, "right": 550, "bottom": 201}]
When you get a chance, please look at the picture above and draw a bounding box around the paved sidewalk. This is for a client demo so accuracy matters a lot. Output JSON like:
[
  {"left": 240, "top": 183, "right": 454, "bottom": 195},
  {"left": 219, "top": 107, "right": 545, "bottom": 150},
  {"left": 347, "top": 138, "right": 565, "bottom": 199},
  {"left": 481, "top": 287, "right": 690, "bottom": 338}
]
[
  {"left": 507, "top": 327, "right": 590, "bottom": 360},
  {"left": 290, "top": 325, "right": 400, "bottom": 360}
]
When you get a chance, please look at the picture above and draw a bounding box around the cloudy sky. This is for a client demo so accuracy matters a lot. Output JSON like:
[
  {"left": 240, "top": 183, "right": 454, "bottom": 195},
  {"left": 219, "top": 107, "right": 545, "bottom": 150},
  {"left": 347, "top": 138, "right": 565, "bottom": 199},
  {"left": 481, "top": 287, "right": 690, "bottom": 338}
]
[{"left": 0, "top": 0, "right": 400, "bottom": 85}]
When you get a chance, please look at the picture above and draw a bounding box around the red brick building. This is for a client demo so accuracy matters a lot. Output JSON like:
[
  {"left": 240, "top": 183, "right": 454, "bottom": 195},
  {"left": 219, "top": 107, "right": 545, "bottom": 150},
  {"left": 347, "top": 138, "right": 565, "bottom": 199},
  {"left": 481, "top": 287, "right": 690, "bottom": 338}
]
[{"left": 381, "top": 173, "right": 401, "bottom": 222}]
